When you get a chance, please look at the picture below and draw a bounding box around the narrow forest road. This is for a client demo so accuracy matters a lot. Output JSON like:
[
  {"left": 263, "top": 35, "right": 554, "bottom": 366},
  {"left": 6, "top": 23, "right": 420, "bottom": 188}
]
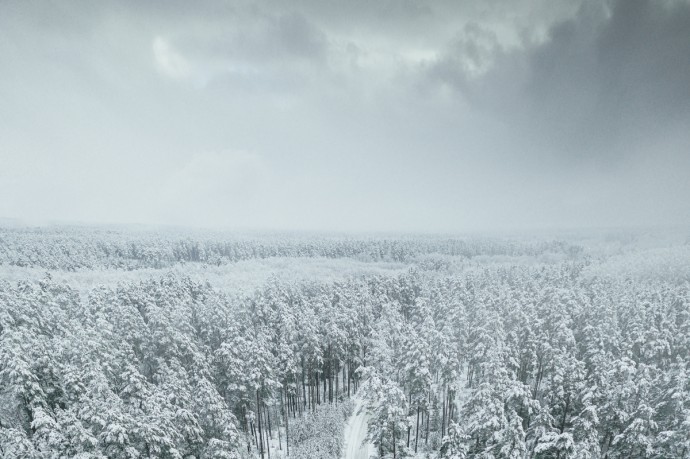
[{"left": 343, "top": 397, "right": 374, "bottom": 459}]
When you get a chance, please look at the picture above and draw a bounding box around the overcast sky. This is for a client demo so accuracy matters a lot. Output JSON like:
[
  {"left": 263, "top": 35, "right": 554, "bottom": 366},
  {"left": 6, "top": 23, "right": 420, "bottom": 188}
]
[{"left": 1, "top": 0, "right": 689, "bottom": 232}]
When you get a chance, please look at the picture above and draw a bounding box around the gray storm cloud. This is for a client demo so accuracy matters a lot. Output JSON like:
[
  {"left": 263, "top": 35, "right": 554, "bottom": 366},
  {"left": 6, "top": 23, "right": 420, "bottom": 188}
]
[
  {"left": 0, "top": 0, "right": 688, "bottom": 232},
  {"left": 438, "top": 0, "right": 690, "bottom": 161}
]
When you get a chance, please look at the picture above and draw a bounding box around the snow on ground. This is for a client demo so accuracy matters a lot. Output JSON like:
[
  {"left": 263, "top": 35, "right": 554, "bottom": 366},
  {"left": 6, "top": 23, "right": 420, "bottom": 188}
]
[
  {"left": 0, "top": 256, "right": 406, "bottom": 296},
  {"left": 343, "top": 397, "right": 374, "bottom": 459}
]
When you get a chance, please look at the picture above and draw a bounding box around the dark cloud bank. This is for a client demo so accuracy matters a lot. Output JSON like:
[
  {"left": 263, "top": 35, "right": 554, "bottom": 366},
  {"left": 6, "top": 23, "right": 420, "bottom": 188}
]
[
  {"left": 0, "top": 0, "right": 688, "bottom": 232},
  {"left": 437, "top": 0, "right": 690, "bottom": 162}
]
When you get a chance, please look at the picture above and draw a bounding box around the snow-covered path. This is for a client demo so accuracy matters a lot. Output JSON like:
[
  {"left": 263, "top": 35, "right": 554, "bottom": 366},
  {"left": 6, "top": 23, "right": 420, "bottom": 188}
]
[{"left": 343, "top": 397, "right": 374, "bottom": 459}]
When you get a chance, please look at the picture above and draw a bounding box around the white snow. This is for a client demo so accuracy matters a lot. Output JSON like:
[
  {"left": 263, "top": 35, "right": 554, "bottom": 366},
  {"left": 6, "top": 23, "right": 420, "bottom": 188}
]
[
  {"left": 0, "top": 256, "right": 405, "bottom": 297},
  {"left": 343, "top": 397, "right": 374, "bottom": 459}
]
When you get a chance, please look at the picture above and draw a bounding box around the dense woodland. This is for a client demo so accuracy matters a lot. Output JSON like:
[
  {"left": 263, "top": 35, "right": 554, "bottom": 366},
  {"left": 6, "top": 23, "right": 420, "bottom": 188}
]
[
  {"left": 0, "top": 227, "right": 579, "bottom": 270},
  {"left": 1, "top": 227, "right": 689, "bottom": 458}
]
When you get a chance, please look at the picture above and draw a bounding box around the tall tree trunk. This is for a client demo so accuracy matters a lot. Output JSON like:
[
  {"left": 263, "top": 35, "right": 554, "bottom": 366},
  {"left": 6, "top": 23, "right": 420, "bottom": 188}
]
[
  {"left": 441, "top": 386, "right": 447, "bottom": 439},
  {"left": 533, "top": 359, "right": 544, "bottom": 398},
  {"left": 278, "top": 392, "right": 283, "bottom": 452},
  {"left": 328, "top": 360, "right": 333, "bottom": 403},
  {"left": 393, "top": 423, "right": 397, "bottom": 459},
  {"left": 335, "top": 360, "right": 339, "bottom": 404},
  {"left": 347, "top": 360, "right": 351, "bottom": 396},
  {"left": 257, "top": 391, "right": 265, "bottom": 459},
  {"left": 266, "top": 404, "right": 273, "bottom": 441},
  {"left": 447, "top": 390, "right": 452, "bottom": 424},
  {"left": 316, "top": 372, "right": 320, "bottom": 405},
  {"left": 243, "top": 405, "right": 252, "bottom": 453},
  {"left": 285, "top": 388, "right": 290, "bottom": 456},
  {"left": 266, "top": 419, "right": 271, "bottom": 459},
  {"left": 415, "top": 406, "right": 420, "bottom": 453},
  {"left": 302, "top": 365, "right": 307, "bottom": 412},
  {"left": 425, "top": 406, "right": 430, "bottom": 445}
]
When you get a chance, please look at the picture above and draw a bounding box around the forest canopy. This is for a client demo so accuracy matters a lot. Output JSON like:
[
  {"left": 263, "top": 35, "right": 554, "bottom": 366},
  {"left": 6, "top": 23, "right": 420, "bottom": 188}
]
[{"left": 0, "top": 226, "right": 689, "bottom": 458}]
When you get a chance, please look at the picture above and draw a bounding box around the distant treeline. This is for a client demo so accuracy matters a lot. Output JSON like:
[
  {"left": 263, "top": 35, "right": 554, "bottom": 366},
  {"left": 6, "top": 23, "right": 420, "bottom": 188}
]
[{"left": 0, "top": 227, "right": 581, "bottom": 270}]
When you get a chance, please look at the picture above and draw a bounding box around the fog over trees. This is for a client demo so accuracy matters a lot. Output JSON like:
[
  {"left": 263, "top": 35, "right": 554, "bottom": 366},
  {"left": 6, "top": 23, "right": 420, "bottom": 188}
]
[{"left": 2, "top": 0, "right": 690, "bottom": 457}]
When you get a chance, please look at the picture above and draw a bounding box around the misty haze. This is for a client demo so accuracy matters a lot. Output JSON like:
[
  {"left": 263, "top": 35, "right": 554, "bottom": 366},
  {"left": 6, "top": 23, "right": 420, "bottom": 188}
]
[{"left": 1, "top": 1, "right": 689, "bottom": 458}]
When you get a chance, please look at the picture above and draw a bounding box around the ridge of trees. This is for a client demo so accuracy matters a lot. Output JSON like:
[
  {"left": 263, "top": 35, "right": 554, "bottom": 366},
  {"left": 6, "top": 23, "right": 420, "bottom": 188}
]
[{"left": 0, "top": 227, "right": 580, "bottom": 270}]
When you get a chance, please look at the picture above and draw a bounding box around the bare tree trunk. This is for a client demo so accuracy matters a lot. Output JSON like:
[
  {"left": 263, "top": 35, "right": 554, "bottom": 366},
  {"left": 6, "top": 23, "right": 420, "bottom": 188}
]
[
  {"left": 347, "top": 360, "right": 351, "bottom": 396},
  {"left": 328, "top": 362, "right": 333, "bottom": 403},
  {"left": 284, "top": 388, "right": 290, "bottom": 456},
  {"left": 257, "top": 391, "right": 265, "bottom": 459},
  {"left": 266, "top": 405, "right": 273, "bottom": 439},
  {"left": 415, "top": 406, "right": 420, "bottom": 453},
  {"left": 335, "top": 361, "right": 339, "bottom": 404},
  {"left": 266, "top": 404, "right": 273, "bottom": 459},
  {"left": 242, "top": 405, "right": 252, "bottom": 453},
  {"left": 266, "top": 418, "right": 271, "bottom": 459},
  {"left": 425, "top": 401, "right": 430, "bottom": 445},
  {"left": 441, "top": 386, "right": 447, "bottom": 439},
  {"left": 302, "top": 365, "right": 307, "bottom": 412},
  {"left": 278, "top": 403, "right": 282, "bottom": 452},
  {"left": 447, "top": 390, "right": 451, "bottom": 423},
  {"left": 393, "top": 424, "right": 396, "bottom": 459}
]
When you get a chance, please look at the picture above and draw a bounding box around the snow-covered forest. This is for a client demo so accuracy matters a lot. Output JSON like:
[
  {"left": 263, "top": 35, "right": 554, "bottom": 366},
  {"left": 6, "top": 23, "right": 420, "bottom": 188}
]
[{"left": 1, "top": 227, "right": 689, "bottom": 458}]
